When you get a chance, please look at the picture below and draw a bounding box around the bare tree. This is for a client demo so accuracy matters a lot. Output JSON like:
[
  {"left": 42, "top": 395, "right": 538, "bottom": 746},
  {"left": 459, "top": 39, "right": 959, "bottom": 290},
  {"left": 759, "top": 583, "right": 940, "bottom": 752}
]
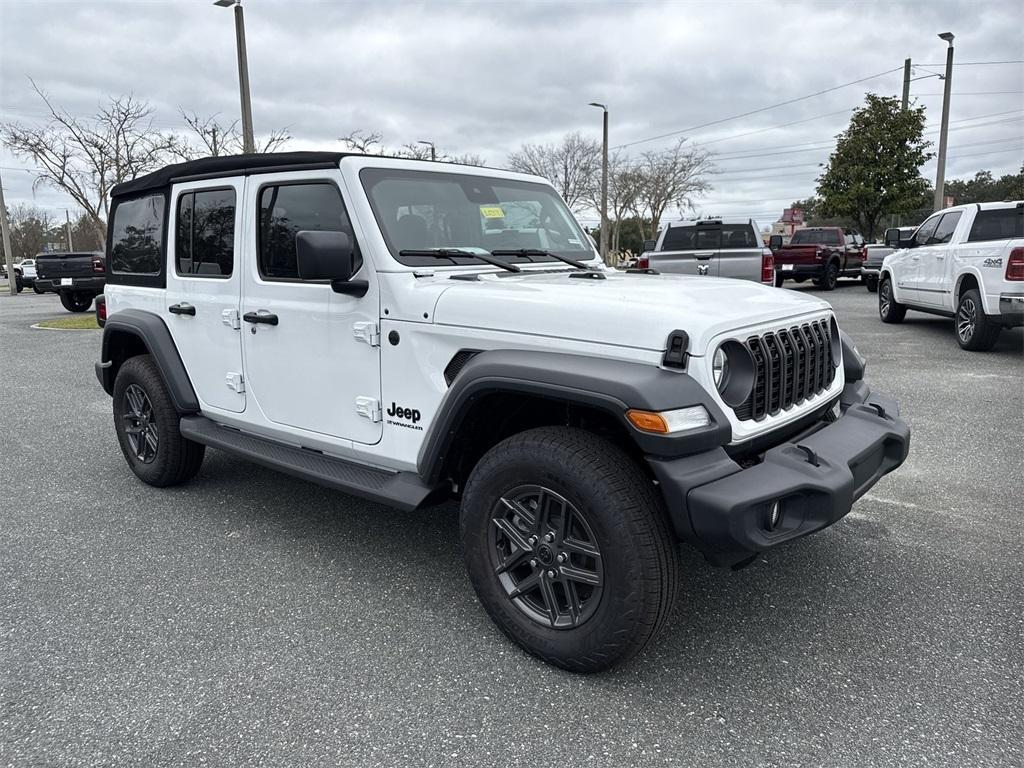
[
  {"left": 1, "top": 81, "right": 176, "bottom": 244},
  {"left": 174, "top": 110, "right": 291, "bottom": 159},
  {"left": 339, "top": 130, "right": 485, "bottom": 166},
  {"left": 507, "top": 132, "right": 600, "bottom": 211},
  {"left": 633, "top": 139, "right": 715, "bottom": 239}
]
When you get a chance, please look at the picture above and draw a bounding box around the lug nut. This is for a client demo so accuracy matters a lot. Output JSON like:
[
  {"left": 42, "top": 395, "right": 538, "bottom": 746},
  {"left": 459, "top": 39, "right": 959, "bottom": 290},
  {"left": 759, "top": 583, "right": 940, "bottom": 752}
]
[
  {"left": 546, "top": 569, "right": 556, "bottom": 578},
  {"left": 556, "top": 553, "right": 566, "bottom": 563},
  {"left": 530, "top": 559, "right": 537, "bottom": 568},
  {"left": 528, "top": 536, "right": 538, "bottom": 546},
  {"left": 544, "top": 533, "right": 555, "bottom": 543}
]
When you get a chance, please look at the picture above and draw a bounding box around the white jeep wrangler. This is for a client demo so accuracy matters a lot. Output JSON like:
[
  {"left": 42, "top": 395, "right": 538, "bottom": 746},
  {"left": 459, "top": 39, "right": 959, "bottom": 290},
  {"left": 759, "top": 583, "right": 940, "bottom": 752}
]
[{"left": 95, "top": 152, "right": 910, "bottom": 671}]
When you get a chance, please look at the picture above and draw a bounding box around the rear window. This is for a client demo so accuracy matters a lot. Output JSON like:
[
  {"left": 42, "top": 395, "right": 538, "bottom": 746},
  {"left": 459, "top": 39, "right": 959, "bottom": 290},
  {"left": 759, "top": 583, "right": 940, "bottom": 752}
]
[
  {"left": 110, "top": 194, "right": 166, "bottom": 275},
  {"left": 790, "top": 229, "right": 842, "bottom": 246},
  {"left": 967, "top": 208, "right": 1023, "bottom": 242},
  {"left": 176, "top": 188, "right": 236, "bottom": 277},
  {"left": 661, "top": 224, "right": 757, "bottom": 250}
]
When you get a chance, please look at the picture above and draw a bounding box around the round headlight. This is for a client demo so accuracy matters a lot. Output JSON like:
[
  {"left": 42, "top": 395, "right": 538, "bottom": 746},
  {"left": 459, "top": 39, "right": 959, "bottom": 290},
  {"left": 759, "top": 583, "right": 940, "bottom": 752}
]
[
  {"left": 712, "top": 347, "right": 728, "bottom": 388},
  {"left": 713, "top": 341, "right": 755, "bottom": 407}
]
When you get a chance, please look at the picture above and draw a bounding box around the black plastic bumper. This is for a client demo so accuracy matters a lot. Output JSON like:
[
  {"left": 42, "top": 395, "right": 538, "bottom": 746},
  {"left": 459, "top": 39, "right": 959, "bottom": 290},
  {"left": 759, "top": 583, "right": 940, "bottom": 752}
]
[
  {"left": 34, "top": 277, "right": 105, "bottom": 294},
  {"left": 648, "top": 386, "right": 910, "bottom": 567},
  {"left": 775, "top": 264, "right": 823, "bottom": 280}
]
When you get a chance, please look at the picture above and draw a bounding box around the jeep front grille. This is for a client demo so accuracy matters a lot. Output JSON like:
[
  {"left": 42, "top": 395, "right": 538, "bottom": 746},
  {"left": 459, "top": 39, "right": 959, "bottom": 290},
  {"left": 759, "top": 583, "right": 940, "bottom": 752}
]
[{"left": 733, "top": 319, "right": 835, "bottom": 421}]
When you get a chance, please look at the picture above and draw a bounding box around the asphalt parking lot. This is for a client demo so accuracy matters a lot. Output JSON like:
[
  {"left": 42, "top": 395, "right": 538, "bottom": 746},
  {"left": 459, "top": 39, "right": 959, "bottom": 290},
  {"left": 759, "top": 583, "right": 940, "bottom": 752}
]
[{"left": 1, "top": 283, "right": 1021, "bottom": 768}]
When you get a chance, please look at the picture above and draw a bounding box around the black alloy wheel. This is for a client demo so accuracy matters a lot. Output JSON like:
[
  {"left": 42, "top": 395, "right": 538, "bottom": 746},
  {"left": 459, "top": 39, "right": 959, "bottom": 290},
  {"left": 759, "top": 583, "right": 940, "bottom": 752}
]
[
  {"left": 121, "top": 383, "right": 159, "bottom": 464},
  {"left": 489, "top": 484, "right": 604, "bottom": 629}
]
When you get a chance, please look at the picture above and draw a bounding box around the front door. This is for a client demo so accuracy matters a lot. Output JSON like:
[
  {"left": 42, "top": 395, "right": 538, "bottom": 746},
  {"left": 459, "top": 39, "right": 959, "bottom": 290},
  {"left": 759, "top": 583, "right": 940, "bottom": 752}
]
[
  {"left": 917, "top": 210, "right": 961, "bottom": 307},
  {"left": 164, "top": 181, "right": 245, "bottom": 413},
  {"left": 240, "top": 173, "right": 382, "bottom": 444}
]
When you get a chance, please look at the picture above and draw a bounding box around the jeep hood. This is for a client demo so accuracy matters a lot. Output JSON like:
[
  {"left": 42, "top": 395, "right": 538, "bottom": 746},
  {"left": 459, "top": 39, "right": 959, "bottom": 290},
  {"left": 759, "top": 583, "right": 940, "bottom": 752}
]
[{"left": 431, "top": 270, "right": 832, "bottom": 355}]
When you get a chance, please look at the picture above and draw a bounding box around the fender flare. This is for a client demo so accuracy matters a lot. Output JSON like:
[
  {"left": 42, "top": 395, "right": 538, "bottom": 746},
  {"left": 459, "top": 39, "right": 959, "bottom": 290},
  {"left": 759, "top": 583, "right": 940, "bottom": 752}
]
[
  {"left": 953, "top": 266, "right": 986, "bottom": 303},
  {"left": 96, "top": 308, "right": 200, "bottom": 413},
  {"left": 416, "top": 349, "right": 732, "bottom": 483}
]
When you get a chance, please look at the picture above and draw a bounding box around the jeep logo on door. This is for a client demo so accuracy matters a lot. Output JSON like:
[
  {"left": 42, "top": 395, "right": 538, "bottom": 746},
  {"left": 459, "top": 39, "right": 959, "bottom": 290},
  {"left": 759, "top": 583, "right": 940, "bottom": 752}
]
[{"left": 386, "top": 402, "right": 423, "bottom": 431}]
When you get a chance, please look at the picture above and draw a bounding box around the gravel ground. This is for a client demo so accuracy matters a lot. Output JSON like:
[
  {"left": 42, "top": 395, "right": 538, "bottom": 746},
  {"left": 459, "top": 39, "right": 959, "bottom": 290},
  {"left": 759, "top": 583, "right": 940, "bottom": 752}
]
[{"left": 1, "top": 285, "right": 1021, "bottom": 768}]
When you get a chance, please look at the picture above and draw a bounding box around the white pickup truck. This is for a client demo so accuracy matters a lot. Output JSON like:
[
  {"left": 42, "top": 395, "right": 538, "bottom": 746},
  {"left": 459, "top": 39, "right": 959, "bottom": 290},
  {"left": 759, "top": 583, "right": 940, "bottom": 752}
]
[{"left": 879, "top": 201, "right": 1024, "bottom": 350}]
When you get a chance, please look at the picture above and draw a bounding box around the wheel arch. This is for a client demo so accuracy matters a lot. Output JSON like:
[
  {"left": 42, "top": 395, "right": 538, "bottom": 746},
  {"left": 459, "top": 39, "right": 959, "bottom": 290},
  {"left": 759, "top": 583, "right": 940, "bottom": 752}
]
[
  {"left": 417, "top": 349, "right": 731, "bottom": 489},
  {"left": 954, "top": 268, "right": 983, "bottom": 302},
  {"left": 97, "top": 309, "right": 199, "bottom": 413}
]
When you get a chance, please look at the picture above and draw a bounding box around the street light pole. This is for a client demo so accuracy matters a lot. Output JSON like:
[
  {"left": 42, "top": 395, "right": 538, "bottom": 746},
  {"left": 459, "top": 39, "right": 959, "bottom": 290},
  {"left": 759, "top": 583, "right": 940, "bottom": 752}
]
[
  {"left": 417, "top": 140, "right": 436, "bottom": 161},
  {"left": 215, "top": 0, "right": 255, "bottom": 153},
  {"left": 0, "top": 171, "right": 18, "bottom": 296},
  {"left": 934, "top": 32, "right": 955, "bottom": 211},
  {"left": 589, "top": 102, "right": 609, "bottom": 265}
]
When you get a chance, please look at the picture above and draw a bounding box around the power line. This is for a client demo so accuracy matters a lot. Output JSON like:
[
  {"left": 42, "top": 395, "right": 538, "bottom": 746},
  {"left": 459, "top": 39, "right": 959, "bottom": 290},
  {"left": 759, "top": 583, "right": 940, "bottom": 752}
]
[
  {"left": 690, "top": 109, "right": 854, "bottom": 149},
  {"left": 916, "top": 60, "right": 1024, "bottom": 67},
  {"left": 613, "top": 66, "right": 903, "bottom": 150},
  {"left": 915, "top": 90, "right": 1024, "bottom": 96}
]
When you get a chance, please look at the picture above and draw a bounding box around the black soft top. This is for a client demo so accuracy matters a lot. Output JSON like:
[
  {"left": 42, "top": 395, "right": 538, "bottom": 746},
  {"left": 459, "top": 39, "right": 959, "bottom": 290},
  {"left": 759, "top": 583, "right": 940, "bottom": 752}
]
[{"left": 110, "top": 151, "right": 350, "bottom": 199}]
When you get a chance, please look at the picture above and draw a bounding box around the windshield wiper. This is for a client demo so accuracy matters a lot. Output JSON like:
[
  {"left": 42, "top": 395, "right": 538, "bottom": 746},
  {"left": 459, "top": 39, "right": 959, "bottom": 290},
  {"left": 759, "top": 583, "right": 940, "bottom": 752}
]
[
  {"left": 490, "top": 248, "right": 594, "bottom": 271},
  {"left": 398, "top": 248, "right": 521, "bottom": 273}
]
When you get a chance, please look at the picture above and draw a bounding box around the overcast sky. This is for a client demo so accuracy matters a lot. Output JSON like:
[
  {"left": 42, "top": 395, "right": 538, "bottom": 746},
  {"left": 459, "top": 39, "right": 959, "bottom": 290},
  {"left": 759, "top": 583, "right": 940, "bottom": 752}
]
[{"left": 1, "top": 0, "right": 1022, "bottom": 227}]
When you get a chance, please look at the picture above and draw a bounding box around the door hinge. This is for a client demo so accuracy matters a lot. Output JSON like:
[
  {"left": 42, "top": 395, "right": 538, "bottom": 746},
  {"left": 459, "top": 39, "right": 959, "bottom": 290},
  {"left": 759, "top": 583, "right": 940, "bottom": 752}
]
[
  {"left": 353, "top": 321, "right": 380, "bottom": 347},
  {"left": 226, "top": 372, "right": 245, "bottom": 393},
  {"left": 355, "top": 396, "right": 382, "bottom": 422},
  {"left": 221, "top": 308, "right": 241, "bottom": 330}
]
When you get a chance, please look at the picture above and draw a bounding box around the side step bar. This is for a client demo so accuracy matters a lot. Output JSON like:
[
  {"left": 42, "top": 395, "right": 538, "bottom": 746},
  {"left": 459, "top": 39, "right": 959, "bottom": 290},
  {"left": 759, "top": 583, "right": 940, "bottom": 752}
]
[{"left": 179, "top": 415, "right": 448, "bottom": 511}]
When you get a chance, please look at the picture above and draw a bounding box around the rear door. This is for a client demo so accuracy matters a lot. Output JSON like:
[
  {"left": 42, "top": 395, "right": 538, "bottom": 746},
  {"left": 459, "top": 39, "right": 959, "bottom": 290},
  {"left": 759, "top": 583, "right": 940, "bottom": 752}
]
[
  {"left": 652, "top": 223, "right": 720, "bottom": 276},
  {"left": 164, "top": 181, "right": 245, "bottom": 413},
  {"left": 717, "top": 222, "right": 764, "bottom": 281}
]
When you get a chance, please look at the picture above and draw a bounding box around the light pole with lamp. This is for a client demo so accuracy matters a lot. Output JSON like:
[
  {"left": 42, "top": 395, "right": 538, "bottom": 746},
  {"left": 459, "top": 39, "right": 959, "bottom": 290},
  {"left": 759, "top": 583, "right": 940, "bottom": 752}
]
[
  {"left": 588, "top": 102, "right": 609, "bottom": 265},
  {"left": 417, "top": 140, "right": 436, "bottom": 161},
  {"left": 214, "top": 0, "right": 256, "bottom": 154},
  {"left": 934, "top": 32, "right": 955, "bottom": 211}
]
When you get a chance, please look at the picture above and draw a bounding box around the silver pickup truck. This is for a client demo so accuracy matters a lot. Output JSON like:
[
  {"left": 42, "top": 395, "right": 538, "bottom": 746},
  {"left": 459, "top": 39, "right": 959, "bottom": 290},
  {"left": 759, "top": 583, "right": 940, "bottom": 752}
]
[{"left": 638, "top": 218, "right": 774, "bottom": 284}]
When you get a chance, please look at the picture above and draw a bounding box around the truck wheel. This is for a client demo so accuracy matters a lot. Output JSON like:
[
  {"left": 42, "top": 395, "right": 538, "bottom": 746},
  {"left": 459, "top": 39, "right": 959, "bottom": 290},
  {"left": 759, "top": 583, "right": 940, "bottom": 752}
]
[
  {"left": 59, "top": 291, "right": 93, "bottom": 313},
  {"left": 112, "top": 355, "right": 205, "bottom": 487},
  {"left": 815, "top": 261, "right": 838, "bottom": 291},
  {"left": 878, "top": 277, "right": 906, "bottom": 323},
  {"left": 955, "top": 288, "right": 1001, "bottom": 351},
  {"left": 32, "top": 283, "right": 43, "bottom": 294},
  {"left": 460, "top": 426, "right": 679, "bottom": 673},
  {"left": 865, "top": 276, "right": 878, "bottom": 293},
  {"left": 774, "top": 273, "right": 785, "bottom": 288}
]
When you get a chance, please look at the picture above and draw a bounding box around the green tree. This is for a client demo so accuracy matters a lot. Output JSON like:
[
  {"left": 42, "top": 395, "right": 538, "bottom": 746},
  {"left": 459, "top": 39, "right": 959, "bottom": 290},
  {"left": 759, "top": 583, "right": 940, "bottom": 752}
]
[
  {"left": 946, "top": 166, "right": 1024, "bottom": 204},
  {"left": 815, "top": 94, "right": 933, "bottom": 241}
]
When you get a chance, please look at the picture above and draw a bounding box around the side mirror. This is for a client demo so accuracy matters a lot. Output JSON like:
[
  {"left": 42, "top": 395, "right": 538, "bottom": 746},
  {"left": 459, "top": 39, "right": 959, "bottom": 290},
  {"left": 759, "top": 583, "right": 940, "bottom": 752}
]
[
  {"left": 295, "top": 230, "right": 367, "bottom": 297},
  {"left": 642, "top": 239, "right": 657, "bottom": 253},
  {"left": 883, "top": 228, "right": 901, "bottom": 248},
  {"left": 768, "top": 234, "right": 783, "bottom": 249}
]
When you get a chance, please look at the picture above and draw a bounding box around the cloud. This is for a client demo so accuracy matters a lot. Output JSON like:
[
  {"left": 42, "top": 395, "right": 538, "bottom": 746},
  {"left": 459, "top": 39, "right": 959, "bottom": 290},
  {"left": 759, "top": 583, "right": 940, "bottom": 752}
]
[{"left": 2, "top": 0, "right": 1021, "bottom": 221}]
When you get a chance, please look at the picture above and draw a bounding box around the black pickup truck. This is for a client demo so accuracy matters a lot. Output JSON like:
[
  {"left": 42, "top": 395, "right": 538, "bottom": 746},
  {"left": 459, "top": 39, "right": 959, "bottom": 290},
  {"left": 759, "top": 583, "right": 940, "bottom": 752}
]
[{"left": 34, "top": 251, "right": 106, "bottom": 312}]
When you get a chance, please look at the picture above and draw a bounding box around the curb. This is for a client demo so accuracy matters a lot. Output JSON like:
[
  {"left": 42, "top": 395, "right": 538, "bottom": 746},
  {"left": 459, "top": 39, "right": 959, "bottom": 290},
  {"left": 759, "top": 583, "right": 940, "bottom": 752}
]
[{"left": 30, "top": 322, "right": 101, "bottom": 332}]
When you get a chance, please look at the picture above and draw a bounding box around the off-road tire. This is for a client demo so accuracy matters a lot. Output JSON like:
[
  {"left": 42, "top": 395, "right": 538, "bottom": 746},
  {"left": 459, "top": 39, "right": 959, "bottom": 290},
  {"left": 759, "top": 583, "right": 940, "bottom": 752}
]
[
  {"left": 815, "top": 261, "right": 839, "bottom": 291},
  {"left": 878, "top": 276, "right": 906, "bottom": 323},
  {"left": 461, "top": 426, "right": 679, "bottom": 673},
  {"left": 955, "top": 288, "right": 1001, "bottom": 351},
  {"left": 112, "top": 355, "right": 205, "bottom": 487},
  {"left": 59, "top": 291, "right": 93, "bottom": 313}
]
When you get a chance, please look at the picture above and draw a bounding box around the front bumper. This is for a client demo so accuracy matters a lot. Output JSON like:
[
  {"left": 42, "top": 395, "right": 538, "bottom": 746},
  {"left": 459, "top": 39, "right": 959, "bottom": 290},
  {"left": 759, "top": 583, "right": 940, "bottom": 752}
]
[
  {"left": 34, "top": 277, "right": 105, "bottom": 293},
  {"left": 998, "top": 294, "right": 1024, "bottom": 325},
  {"left": 648, "top": 384, "right": 910, "bottom": 567}
]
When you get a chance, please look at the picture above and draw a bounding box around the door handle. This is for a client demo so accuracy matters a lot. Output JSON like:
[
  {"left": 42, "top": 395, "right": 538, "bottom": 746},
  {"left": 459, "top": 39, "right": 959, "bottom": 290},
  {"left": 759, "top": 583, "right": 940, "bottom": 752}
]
[
  {"left": 168, "top": 303, "right": 196, "bottom": 316},
  {"left": 243, "top": 311, "right": 279, "bottom": 326},
  {"left": 936, "top": 254, "right": 945, "bottom": 259},
  {"left": 693, "top": 251, "right": 715, "bottom": 258}
]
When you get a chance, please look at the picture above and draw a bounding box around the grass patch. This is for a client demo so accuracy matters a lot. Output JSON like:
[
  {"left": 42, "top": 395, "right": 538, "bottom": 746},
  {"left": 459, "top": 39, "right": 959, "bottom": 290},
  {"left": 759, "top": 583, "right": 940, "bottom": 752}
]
[{"left": 36, "top": 315, "right": 100, "bottom": 330}]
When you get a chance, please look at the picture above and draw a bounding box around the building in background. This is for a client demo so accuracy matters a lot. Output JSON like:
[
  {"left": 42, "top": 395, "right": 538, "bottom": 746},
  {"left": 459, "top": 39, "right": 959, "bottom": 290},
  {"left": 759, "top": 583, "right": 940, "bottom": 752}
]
[{"left": 769, "top": 208, "right": 805, "bottom": 244}]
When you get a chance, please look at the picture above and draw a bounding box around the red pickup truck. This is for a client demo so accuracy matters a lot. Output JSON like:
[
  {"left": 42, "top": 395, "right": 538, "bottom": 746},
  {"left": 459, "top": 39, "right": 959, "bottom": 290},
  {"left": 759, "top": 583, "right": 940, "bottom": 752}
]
[{"left": 770, "top": 227, "right": 865, "bottom": 290}]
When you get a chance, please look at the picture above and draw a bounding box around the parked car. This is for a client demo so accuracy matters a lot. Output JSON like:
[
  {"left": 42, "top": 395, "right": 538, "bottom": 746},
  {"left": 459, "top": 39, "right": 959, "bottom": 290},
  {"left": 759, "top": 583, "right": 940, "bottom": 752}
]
[
  {"left": 95, "top": 151, "right": 909, "bottom": 672},
  {"left": 1, "top": 263, "right": 25, "bottom": 292},
  {"left": 860, "top": 234, "right": 908, "bottom": 292},
  {"left": 637, "top": 218, "right": 774, "bottom": 284},
  {"left": 33, "top": 251, "right": 106, "bottom": 312},
  {"left": 879, "top": 201, "right": 1023, "bottom": 350},
  {"left": 770, "top": 227, "right": 865, "bottom": 290}
]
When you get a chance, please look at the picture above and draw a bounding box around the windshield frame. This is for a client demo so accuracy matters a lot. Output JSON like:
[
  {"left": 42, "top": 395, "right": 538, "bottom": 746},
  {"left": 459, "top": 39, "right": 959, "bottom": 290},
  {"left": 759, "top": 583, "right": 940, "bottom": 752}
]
[{"left": 359, "top": 166, "right": 599, "bottom": 269}]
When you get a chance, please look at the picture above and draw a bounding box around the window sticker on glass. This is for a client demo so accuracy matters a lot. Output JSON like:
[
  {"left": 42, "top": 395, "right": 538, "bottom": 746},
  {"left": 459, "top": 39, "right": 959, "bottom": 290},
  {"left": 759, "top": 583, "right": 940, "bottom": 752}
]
[{"left": 480, "top": 206, "right": 506, "bottom": 219}]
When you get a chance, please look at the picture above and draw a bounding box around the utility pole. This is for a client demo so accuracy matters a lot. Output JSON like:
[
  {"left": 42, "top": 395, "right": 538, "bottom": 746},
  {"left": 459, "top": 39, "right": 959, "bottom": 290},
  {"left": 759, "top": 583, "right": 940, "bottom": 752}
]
[
  {"left": 589, "top": 102, "right": 609, "bottom": 266},
  {"left": 65, "top": 210, "right": 74, "bottom": 251},
  {"left": 0, "top": 171, "right": 17, "bottom": 296},
  {"left": 901, "top": 58, "right": 912, "bottom": 110},
  {"left": 934, "top": 33, "right": 955, "bottom": 211},
  {"left": 417, "top": 140, "right": 436, "bottom": 161},
  {"left": 215, "top": 0, "right": 255, "bottom": 153}
]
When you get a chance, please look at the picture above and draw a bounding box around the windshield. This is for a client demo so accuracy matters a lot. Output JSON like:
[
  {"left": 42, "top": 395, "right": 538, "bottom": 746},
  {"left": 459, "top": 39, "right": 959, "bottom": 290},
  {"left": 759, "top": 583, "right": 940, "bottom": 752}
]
[
  {"left": 360, "top": 168, "right": 596, "bottom": 268},
  {"left": 790, "top": 229, "right": 842, "bottom": 246}
]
